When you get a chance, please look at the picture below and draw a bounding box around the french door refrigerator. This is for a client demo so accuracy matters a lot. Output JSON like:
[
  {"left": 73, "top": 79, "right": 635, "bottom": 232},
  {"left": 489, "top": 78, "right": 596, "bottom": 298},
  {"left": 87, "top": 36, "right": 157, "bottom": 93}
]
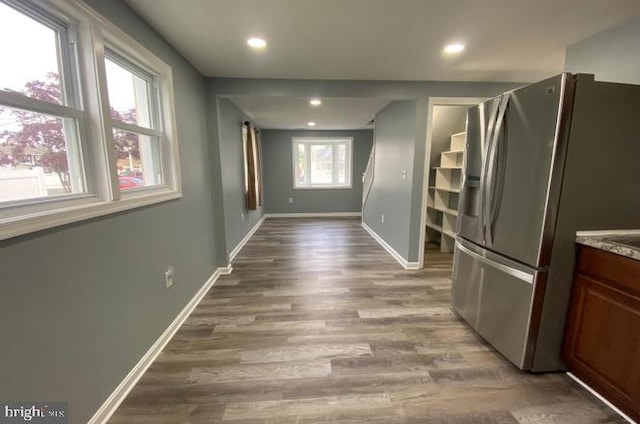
[{"left": 451, "top": 73, "right": 640, "bottom": 372}]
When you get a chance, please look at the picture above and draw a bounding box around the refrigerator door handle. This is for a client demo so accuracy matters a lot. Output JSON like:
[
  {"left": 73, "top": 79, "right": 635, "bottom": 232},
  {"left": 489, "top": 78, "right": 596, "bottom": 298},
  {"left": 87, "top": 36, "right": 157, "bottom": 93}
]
[
  {"left": 479, "top": 100, "right": 501, "bottom": 244},
  {"left": 455, "top": 240, "right": 533, "bottom": 284},
  {"left": 484, "top": 94, "right": 510, "bottom": 246},
  {"left": 489, "top": 100, "right": 510, "bottom": 243}
]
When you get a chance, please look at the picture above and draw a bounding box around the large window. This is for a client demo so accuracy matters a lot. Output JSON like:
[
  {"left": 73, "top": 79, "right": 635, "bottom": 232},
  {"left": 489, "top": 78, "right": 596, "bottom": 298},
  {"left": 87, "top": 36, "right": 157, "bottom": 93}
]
[
  {"left": 0, "top": 1, "right": 86, "bottom": 203},
  {"left": 0, "top": 0, "right": 181, "bottom": 241},
  {"left": 293, "top": 137, "right": 352, "bottom": 189}
]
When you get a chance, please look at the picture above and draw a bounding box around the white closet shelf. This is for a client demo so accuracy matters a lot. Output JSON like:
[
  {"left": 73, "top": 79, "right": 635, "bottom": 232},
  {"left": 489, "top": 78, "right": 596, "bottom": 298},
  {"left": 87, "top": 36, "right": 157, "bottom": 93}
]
[
  {"left": 426, "top": 131, "right": 466, "bottom": 253},
  {"left": 426, "top": 221, "right": 443, "bottom": 232},
  {"left": 428, "top": 186, "right": 460, "bottom": 193},
  {"left": 428, "top": 205, "right": 458, "bottom": 216},
  {"left": 442, "top": 229, "right": 457, "bottom": 239}
]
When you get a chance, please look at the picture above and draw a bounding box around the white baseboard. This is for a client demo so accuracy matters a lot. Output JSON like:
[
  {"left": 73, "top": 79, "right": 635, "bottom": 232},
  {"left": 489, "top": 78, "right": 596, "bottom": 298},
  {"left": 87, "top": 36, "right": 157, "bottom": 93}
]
[
  {"left": 566, "top": 372, "right": 637, "bottom": 424},
  {"left": 361, "top": 222, "right": 420, "bottom": 270},
  {"left": 88, "top": 265, "right": 233, "bottom": 424},
  {"left": 229, "top": 215, "right": 266, "bottom": 261},
  {"left": 265, "top": 212, "right": 362, "bottom": 218}
]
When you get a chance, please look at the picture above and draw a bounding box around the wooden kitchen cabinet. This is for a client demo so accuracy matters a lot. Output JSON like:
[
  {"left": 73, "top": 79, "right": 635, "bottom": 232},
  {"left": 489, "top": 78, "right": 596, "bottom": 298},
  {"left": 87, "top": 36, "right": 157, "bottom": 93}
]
[{"left": 563, "top": 245, "right": 640, "bottom": 422}]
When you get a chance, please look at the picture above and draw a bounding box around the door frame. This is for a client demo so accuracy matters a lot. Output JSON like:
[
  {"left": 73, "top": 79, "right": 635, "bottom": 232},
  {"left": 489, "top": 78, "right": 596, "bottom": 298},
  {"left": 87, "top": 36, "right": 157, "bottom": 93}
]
[{"left": 418, "top": 97, "right": 487, "bottom": 268}]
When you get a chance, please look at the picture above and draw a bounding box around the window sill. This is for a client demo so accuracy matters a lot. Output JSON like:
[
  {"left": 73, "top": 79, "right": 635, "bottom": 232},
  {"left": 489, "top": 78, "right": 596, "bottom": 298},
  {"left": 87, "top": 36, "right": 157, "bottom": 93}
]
[
  {"left": 293, "top": 185, "right": 353, "bottom": 190},
  {"left": 0, "top": 188, "right": 181, "bottom": 242}
]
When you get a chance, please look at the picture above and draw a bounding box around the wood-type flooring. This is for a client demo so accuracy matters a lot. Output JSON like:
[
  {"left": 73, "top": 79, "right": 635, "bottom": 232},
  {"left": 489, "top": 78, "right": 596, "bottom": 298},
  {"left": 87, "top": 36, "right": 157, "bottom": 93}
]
[{"left": 109, "top": 217, "right": 626, "bottom": 424}]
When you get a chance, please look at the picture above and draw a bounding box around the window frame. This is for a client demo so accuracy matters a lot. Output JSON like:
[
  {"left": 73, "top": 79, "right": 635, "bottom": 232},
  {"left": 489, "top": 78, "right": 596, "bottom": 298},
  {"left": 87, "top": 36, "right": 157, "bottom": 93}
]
[
  {"left": 104, "top": 48, "right": 166, "bottom": 193},
  {"left": 0, "top": 0, "right": 181, "bottom": 241},
  {"left": 0, "top": 0, "right": 91, "bottom": 206},
  {"left": 292, "top": 137, "right": 353, "bottom": 190}
]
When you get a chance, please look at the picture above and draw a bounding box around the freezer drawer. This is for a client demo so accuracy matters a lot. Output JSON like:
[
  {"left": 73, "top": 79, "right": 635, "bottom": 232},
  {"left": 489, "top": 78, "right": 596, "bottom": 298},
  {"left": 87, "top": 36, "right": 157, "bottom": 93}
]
[{"left": 451, "top": 238, "right": 546, "bottom": 370}]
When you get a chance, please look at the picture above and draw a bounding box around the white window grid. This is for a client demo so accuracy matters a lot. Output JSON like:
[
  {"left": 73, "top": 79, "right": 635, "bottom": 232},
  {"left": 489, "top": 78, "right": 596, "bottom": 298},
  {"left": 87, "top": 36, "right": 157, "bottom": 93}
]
[
  {"left": 0, "top": 0, "right": 181, "bottom": 241},
  {"left": 292, "top": 137, "right": 353, "bottom": 189}
]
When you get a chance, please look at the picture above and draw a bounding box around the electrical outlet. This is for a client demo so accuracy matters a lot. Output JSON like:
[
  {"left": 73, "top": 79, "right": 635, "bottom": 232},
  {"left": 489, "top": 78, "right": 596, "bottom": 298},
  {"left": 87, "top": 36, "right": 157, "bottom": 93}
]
[
  {"left": 288, "top": 197, "right": 293, "bottom": 203},
  {"left": 164, "top": 266, "right": 175, "bottom": 289},
  {"left": 381, "top": 214, "right": 385, "bottom": 224},
  {"left": 241, "top": 212, "right": 245, "bottom": 222}
]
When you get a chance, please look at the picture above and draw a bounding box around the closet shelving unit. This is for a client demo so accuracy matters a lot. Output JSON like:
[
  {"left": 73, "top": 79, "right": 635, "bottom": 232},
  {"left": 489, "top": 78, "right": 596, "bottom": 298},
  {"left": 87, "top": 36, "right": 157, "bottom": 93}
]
[{"left": 426, "top": 131, "right": 466, "bottom": 252}]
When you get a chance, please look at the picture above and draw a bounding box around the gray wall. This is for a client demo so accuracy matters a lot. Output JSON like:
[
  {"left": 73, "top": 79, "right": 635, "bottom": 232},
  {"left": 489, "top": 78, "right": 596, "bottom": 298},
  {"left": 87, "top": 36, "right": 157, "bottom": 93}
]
[
  {"left": 261, "top": 129, "right": 373, "bottom": 214},
  {"left": 0, "top": 1, "right": 220, "bottom": 423},
  {"left": 363, "top": 101, "right": 417, "bottom": 260},
  {"left": 204, "top": 89, "right": 229, "bottom": 267},
  {"left": 217, "top": 98, "right": 265, "bottom": 253},
  {"left": 208, "top": 79, "right": 519, "bottom": 264},
  {"left": 565, "top": 16, "right": 640, "bottom": 85}
]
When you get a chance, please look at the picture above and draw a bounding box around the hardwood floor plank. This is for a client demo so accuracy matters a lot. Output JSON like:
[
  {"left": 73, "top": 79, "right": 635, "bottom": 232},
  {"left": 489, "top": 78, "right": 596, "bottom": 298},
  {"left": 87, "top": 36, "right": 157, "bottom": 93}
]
[
  {"left": 287, "top": 330, "right": 409, "bottom": 344},
  {"left": 108, "top": 218, "right": 626, "bottom": 424},
  {"left": 222, "top": 393, "right": 392, "bottom": 421},
  {"left": 241, "top": 343, "right": 372, "bottom": 364},
  {"left": 190, "top": 359, "right": 332, "bottom": 384},
  {"left": 254, "top": 310, "right": 360, "bottom": 322},
  {"left": 262, "top": 286, "right": 351, "bottom": 297},
  {"left": 155, "top": 348, "right": 242, "bottom": 363},
  {"left": 357, "top": 306, "right": 453, "bottom": 319},
  {"left": 183, "top": 315, "right": 256, "bottom": 327},
  {"left": 191, "top": 303, "right": 292, "bottom": 316},
  {"left": 214, "top": 320, "right": 326, "bottom": 333}
]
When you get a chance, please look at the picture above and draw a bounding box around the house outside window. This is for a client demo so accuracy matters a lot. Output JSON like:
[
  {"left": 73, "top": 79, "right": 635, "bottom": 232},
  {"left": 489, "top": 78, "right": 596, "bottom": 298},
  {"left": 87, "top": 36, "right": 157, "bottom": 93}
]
[{"left": 292, "top": 137, "right": 352, "bottom": 189}]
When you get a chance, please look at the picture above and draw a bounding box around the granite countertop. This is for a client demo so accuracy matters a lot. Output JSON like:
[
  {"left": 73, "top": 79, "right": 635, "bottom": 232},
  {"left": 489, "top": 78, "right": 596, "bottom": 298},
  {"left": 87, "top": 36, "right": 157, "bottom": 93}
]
[{"left": 576, "top": 230, "right": 640, "bottom": 261}]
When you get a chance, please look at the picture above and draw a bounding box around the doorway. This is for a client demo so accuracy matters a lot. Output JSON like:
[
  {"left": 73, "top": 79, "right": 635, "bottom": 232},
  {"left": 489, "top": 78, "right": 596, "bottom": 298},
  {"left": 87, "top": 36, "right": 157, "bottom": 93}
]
[{"left": 418, "top": 97, "right": 486, "bottom": 268}]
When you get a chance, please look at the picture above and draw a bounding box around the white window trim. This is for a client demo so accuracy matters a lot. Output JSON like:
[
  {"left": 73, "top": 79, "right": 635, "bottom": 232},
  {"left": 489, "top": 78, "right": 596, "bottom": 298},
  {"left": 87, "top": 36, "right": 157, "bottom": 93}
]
[
  {"left": 0, "top": 0, "right": 182, "bottom": 242},
  {"left": 292, "top": 137, "right": 353, "bottom": 190}
]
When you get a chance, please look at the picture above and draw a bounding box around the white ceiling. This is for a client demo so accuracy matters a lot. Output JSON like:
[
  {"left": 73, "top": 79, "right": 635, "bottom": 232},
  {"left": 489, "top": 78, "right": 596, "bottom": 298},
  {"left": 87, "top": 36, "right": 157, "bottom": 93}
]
[
  {"left": 124, "top": 0, "right": 640, "bottom": 129},
  {"left": 227, "top": 96, "right": 389, "bottom": 130}
]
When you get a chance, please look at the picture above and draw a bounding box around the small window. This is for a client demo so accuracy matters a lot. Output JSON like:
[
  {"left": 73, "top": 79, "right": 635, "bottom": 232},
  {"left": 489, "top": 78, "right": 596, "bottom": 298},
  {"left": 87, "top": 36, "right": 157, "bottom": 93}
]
[
  {"left": 105, "top": 51, "right": 163, "bottom": 191},
  {"left": 293, "top": 137, "right": 352, "bottom": 189}
]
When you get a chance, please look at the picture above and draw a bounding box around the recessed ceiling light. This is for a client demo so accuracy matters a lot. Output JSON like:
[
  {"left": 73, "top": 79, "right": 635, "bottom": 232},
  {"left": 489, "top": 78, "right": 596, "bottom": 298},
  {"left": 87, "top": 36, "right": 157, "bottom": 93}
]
[
  {"left": 444, "top": 43, "right": 465, "bottom": 54},
  {"left": 310, "top": 99, "right": 322, "bottom": 106},
  {"left": 307, "top": 121, "right": 316, "bottom": 127},
  {"left": 247, "top": 37, "right": 267, "bottom": 48}
]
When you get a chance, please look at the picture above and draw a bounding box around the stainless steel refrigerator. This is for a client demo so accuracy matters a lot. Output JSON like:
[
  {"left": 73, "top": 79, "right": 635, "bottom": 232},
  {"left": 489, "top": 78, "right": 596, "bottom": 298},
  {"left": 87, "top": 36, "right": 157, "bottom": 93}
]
[{"left": 451, "top": 73, "right": 640, "bottom": 372}]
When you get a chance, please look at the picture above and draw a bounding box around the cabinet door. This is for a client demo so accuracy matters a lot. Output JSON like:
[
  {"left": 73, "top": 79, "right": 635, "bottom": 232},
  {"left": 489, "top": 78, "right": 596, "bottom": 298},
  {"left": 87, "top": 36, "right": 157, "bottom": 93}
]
[{"left": 564, "top": 265, "right": 640, "bottom": 422}]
